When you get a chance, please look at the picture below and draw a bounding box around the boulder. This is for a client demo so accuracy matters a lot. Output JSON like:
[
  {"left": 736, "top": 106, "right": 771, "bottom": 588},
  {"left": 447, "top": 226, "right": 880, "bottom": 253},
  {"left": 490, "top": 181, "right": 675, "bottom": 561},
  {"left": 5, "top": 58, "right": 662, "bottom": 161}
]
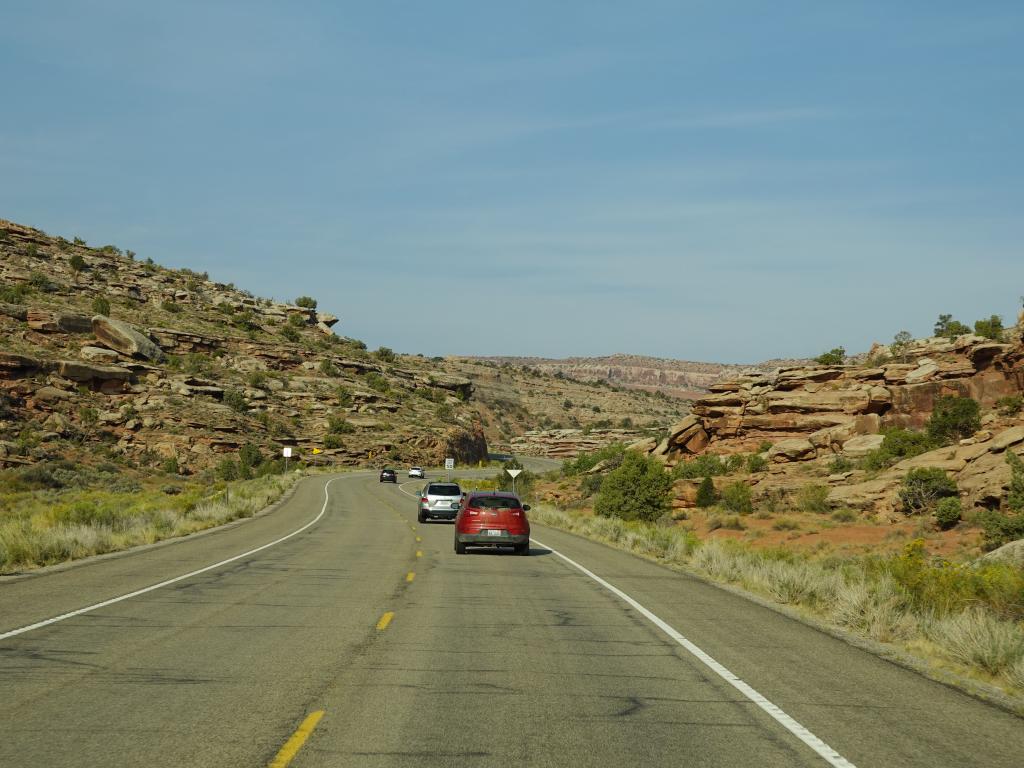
[
  {"left": 80, "top": 346, "right": 120, "bottom": 364},
  {"left": 767, "top": 438, "right": 816, "bottom": 463},
  {"left": 91, "top": 316, "right": 166, "bottom": 362},
  {"left": 989, "top": 426, "right": 1024, "bottom": 453},
  {"left": 979, "top": 540, "right": 1024, "bottom": 567},
  {"left": 55, "top": 360, "right": 132, "bottom": 384},
  {"left": 904, "top": 361, "right": 940, "bottom": 384},
  {"left": 842, "top": 434, "right": 885, "bottom": 457},
  {"left": 0, "top": 302, "right": 28, "bottom": 321}
]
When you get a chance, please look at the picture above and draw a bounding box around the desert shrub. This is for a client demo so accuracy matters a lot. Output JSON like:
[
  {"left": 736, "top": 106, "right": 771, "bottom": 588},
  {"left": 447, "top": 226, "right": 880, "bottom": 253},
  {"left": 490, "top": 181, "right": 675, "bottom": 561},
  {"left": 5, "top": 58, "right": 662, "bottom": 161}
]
[
  {"left": 327, "top": 414, "right": 355, "bottom": 434},
  {"left": 593, "top": 452, "right": 672, "bottom": 522},
  {"left": 995, "top": 395, "right": 1024, "bottom": 417},
  {"left": 890, "top": 330, "right": 913, "bottom": 362},
  {"left": 294, "top": 296, "right": 317, "bottom": 309},
  {"left": 898, "top": 468, "right": 958, "bottom": 515},
  {"left": 216, "top": 457, "right": 240, "bottom": 481},
  {"left": 772, "top": 518, "right": 801, "bottom": 531},
  {"left": 1007, "top": 451, "right": 1024, "bottom": 513},
  {"left": 934, "top": 314, "right": 971, "bottom": 339},
  {"left": 927, "top": 608, "right": 1024, "bottom": 675},
  {"left": 580, "top": 473, "right": 604, "bottom": 496},
  {"left": 323, "top": 433, "right": 345, "bottom": 449},
  {"left": 238, "top": 443, "right": 262, "bottom": 474},
  {"left": 814, "top": 347, "right": 845, "bottom": 366},
  {"left": 796, "top": 483, "right": 831, "bottom": 514},
  {"left": 562, "top": 443, "right": 626, "bottom": 476},
  {"left": 223, "top": 390, "right": 247, "bottom": 413},
  {"left": 68, "top": 253, "right": 86, "bottom": 274},
  {"left": 375, "top": 346, "right": 396, "bottom": 362},
  {"left": 861, "top": 428, "right": 936, "bottom": 471},
  {"left": 287, "top": 312, "right": 306, "bottom": 328},
  {"left": 973, "top": 315, "right": 1005, "bottom": 341},
  {"left": 280, "top": 325, "right": 301, "bottom": 343},
  {"left": 673, "top": 454, "right": 729, "bottom": 479},
  {"left": 319, "top": 359, "right": 339, "bottom": 377},
  {"left": 0, "top": 283, "right": 31, "bottom": 303},
  {"left": 696, "top": 476, "right": 717, "bottom": 508},
  {"left": 828, "top": 456, "right": 854, "bottom": 474},
  {"left": 91, "top": 296, "right": 111, "bottom": 316},
  {"left": 247, "top": 371, "right": 269, "bottom": 389},
  {"left": 78, "top": 406, "right": 99, "bottom": 427},
  {"left": 162, "top": 457, "right": 180, "bottom": 474},
  {"left": 364, "top": 372, "right": 389, "bottom": 393},
  {"left": 746, "top": 453, "right": 768, "bottom": 473},
  {"left": 184, "top": 353, "right": 211, "bottom": 375},
  {"left": 160, "top": 299, "right": 181, "bottom": 313},
  {"left": 926, "top": 396, "right": 980, "bottom": 445},
  {"left": 934, "top": 497, "right": 962, "bottom": 530},
  {"left": 978, "top": 510, "right": 1024, "bottom": 551},
  {"left": 29, "top": 271, "right": 55, "bottom": 292},
  {"left": 831, "top": 508, "right": 857, "bottom": 523},
  {"left": 335, "top": 386, "right": 353, "bottom": 406},
  {"left": 720, "top": 481, "right": 753, "bottom": 515}
]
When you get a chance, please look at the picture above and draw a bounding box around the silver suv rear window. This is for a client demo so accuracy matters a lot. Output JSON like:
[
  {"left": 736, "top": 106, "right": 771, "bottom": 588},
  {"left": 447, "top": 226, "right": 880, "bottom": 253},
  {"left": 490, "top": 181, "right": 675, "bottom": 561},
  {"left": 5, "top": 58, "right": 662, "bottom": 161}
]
[{"left": 427, "top": 484, "right": 461, "bottom": 496}]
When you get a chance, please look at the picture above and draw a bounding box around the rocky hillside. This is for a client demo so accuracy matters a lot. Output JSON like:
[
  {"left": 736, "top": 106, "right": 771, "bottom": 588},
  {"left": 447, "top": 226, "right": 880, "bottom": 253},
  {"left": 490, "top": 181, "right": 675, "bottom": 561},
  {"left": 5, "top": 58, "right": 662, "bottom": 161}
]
[
  {"left": 471, "top": 354, "right": 801, "bottom": 399},
  {"left": 0, "top": 218, "right": 680, "bottom": 473},
  {"left": 634, "top": 323, "right": 1024, "bottom": 522}
]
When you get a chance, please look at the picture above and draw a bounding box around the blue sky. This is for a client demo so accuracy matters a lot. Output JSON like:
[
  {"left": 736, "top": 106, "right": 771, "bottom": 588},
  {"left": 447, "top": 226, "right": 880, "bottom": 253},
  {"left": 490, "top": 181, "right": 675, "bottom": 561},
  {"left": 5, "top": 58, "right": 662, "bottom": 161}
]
[{"left": 2, "top": 1, "right": 1021, "bottom": 363}]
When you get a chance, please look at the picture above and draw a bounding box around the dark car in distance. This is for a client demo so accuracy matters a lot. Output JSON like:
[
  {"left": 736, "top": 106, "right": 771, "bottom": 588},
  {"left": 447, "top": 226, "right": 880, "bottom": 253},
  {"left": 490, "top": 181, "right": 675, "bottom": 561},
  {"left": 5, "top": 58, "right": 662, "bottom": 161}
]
[
  {"left": 379, "top": 468, "right": 397, "bottom": 483},
  {"left": 454, "top": 492, "right": 530, "bottom": 555}
]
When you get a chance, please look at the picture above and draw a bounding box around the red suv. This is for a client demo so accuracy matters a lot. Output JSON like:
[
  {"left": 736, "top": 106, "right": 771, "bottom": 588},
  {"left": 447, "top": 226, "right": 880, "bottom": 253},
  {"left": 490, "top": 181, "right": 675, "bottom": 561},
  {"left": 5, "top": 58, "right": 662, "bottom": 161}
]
[{"left": 454, "top": 492, "right": 530, "bottom": 556}]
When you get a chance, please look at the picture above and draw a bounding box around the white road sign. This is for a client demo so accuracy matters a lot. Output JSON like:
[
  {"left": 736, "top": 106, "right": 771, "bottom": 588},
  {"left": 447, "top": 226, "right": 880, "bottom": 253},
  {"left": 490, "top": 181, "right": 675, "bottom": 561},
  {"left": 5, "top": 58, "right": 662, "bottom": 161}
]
[
  {"left": 282, "top": 447, "right": 293, "bottom": 458},
  {"left": 505, "top": 469, "right": 523, "bottom": 478},
  {"left": 444, "top": 458, "right": 455, "bottom": 470}
]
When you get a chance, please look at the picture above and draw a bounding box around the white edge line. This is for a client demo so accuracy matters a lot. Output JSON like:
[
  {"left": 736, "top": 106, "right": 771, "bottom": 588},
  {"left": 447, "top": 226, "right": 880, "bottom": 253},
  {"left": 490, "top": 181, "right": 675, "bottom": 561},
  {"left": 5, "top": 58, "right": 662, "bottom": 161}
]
[
  {"left": 532, "top": 536, "right": 858, "bottom": 768},
  {"left": 0, "top": 477, "right": 339, "bottom": 641}
]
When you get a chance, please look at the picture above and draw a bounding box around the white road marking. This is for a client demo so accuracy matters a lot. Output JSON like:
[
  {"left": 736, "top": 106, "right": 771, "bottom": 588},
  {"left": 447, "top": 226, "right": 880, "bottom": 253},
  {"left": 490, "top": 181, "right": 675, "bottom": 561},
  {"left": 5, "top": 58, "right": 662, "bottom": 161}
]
[
  {"left": 532, "top": 536, "right": 857, "bottom": 768},
  {"left": 0, "top": 477, "right": 339, "bottom": 641}
]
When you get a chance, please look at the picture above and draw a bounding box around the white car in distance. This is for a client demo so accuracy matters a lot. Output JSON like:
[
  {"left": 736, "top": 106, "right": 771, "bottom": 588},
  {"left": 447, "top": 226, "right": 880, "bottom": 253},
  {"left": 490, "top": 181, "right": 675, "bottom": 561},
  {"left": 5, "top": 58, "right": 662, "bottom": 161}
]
[{"left": 408, "top": 467, "right": 425, "bottom": 479}]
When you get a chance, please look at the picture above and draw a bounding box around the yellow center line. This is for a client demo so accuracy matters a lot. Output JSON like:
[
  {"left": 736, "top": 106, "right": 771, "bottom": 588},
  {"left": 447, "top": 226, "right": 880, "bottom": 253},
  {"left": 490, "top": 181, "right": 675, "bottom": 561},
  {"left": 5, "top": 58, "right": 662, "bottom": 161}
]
[
  {"left": 376, "top": 611, "right": 395, "bottom": 630},
  {"left": 415, "top": 536, "right": 422, "bottom": 542},
  {"left": 416, "top": 550, "right": 423, "bottom": 558},
  {"left": 268, "top": 710, "right": 324, "bottom": 768},
  {"left": 406, "top": 571, "right": 416, "bottom": 582}
]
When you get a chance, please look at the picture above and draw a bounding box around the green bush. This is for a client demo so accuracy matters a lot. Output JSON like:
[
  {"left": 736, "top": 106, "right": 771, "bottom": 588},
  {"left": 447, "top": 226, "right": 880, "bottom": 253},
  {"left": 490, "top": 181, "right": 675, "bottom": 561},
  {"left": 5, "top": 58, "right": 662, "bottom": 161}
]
[
  {"left": 493, "top": 457, "right": 535, "bottom": 496},
  {"left": 979, "top": 510, "right": 1024, "bottom": 551},
  {"left": 562, "top": 443, "right": 625, "bottom": 476},
  {"left": 364, "top": 372, "right": 389, "bottom": 393},
  {"left": 673, "top": 454, "right": 729, "bottom": 479},
  {"left": 934, "top": 314, "right": 971, "bottom": 340},
  {"left": 1007, "top": 451, "right": 1024, "bottom": 513},
  {"left": 995, "top": 395, "right": 1024, "bottom": 417},
  {"left": 580, "top": 473, "right": 604, "bottom": 496},
  {"left": 814, "top": 347, "right": 846, "bottom": 366},
  {"left": 898, "top": 468, "right": 958, "bottom": 515},
  {"left": 746, "top": 453, "right": 768, "bottom": 473},
  {"left": 247, "top": 371, "right": 269, "bottom": 389},
  {"left": 162, "top": 457, "right": 180, "bottom": 475},
  {"left": 68, "top": 253, "right": 86, "bottom": 274},
  {"left": 828, "top": 455, "right": 854, "bottom": 474},
  {"left": 934, "top": 497, "right": 962, "bottom": 530},
  {"left": 160, "top": 299, "right": 182, "bottom": 313},
  {"left": 0, "top": 283, "right": 32, "bottom": 303},
  {"left": 238, "top": 443, "right": 263, "bottom": 474},
  {"left": 323, "top": 433, "right": 345, "bottom": 449},
  {"left": 927, "top": 396, "right": 980, "bottom": 445},
  {"left": 327, "top": 414, "right": 355, "bottom": 434},
  {"left": 280, "top": 325, "right": 301, "bottom": 343},
  {"left": 319, "top": 359, "right": 339, "bottom": 377},
  {"left": 287, "top": 312, "right": 307, "bottom": 328},
  {"left": 294, "top": 296, "right": 317, "bottom": 309},
  {"left": 974, "top": 315, "right": 1004, "bottom": 341},
  {"left": 91, "top": 296, "right": 111, "bottom": 316},
  {"left": 861, "top": 428, "right": 936, "bottom": 471},
  {"left": 375, "top": 346, "right": 396, "bottom": 362},
  {"left": 720, "top": 481, "right": 753, "bottom": 515},
  {"left": 223, "top": 390, "right": 247, "bottom": 413},
  {"left": 696, "top": 476, "right": 717, "bottom": 508},
  {"left": 593, "top": 452, "right": 672, "bottom": 522},
  {"left": 796, "top": 483, "right": 830, "bottom": 514},
  {"left": 216, "top": 457, "right": 240, "bottom": 481}
]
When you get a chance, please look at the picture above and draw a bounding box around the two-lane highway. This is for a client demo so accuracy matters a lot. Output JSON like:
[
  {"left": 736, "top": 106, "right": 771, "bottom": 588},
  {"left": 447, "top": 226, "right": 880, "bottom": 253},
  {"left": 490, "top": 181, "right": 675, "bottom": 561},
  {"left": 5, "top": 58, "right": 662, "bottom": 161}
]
[{"left": 1, "top": 472, "right": 1022, "bottom": 767}]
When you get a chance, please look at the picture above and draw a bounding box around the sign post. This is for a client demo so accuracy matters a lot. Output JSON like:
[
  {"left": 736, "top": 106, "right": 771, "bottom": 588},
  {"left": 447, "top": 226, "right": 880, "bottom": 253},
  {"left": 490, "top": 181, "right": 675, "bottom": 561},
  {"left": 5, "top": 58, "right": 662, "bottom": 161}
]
[
  {"left": 506, "top": 468, "right": 523, "bottom": 496},
  {"left": 444, "top": 457, "right": 454, "bottom": 481},
  {"left": 283, "top": 446, "right": 293, "bottom": 473}
]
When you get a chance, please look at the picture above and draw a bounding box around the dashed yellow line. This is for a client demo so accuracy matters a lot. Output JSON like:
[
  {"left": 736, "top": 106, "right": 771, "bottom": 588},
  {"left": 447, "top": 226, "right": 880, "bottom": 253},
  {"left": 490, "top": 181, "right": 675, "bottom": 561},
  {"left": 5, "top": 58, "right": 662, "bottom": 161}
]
[
  {"left": 376, "top": 611, "right": 395, "bottom": 630},
  {"left": 416, "top": 550, "right": 423, "bottom": 558},
  {"left": 415, "top": 536, "right": 422, "bottom": 542},
  {"left": 268, "top": 710, "right": 324, "bottom": 768},
  {"left": 406, "top": 571, "right": 416, "bottom": 582}
]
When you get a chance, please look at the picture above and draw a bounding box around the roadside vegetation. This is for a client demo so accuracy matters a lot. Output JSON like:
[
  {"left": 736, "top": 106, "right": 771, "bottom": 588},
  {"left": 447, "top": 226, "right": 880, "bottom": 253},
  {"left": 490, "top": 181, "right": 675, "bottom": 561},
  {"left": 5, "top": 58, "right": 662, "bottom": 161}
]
[{"left": 0, "top": 461, "right": 304, "bottom": 574}]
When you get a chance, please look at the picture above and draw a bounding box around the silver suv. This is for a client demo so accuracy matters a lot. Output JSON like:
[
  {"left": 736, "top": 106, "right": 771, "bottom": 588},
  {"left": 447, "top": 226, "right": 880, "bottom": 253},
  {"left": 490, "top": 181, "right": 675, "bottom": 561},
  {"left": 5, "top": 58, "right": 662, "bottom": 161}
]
[{"left": 417, "top": 482, "right": 463, "bottom": 523}]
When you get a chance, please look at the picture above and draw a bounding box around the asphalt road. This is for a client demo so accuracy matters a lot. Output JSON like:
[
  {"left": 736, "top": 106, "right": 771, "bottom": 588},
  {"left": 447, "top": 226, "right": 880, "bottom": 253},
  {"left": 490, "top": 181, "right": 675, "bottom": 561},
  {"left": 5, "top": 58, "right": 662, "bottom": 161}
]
[{"left": 1, "top": 471, "right": 1022, "bottom": 767}]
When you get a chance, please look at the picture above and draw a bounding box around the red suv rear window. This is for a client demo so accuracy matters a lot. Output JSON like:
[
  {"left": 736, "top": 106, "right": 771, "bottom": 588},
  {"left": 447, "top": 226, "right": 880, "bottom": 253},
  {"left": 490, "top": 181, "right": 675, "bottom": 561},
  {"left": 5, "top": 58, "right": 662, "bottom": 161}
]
[{"left": 468, "top": 496, "right": 521, "bottom": 509}]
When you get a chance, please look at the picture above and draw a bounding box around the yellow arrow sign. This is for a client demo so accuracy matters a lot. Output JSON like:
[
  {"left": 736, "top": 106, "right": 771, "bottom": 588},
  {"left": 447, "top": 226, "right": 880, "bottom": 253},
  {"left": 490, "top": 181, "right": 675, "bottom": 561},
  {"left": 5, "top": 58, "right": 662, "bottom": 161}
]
[{"left": 312, "top": 448, "right": 322, "bottom": 454}]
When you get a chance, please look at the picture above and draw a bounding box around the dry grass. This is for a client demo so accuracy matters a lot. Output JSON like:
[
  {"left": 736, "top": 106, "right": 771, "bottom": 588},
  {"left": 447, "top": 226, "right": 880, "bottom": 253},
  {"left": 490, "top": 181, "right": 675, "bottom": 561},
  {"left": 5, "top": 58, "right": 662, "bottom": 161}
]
[{"left": 0, "top": 473, "right": 299, "bottom": 573}]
